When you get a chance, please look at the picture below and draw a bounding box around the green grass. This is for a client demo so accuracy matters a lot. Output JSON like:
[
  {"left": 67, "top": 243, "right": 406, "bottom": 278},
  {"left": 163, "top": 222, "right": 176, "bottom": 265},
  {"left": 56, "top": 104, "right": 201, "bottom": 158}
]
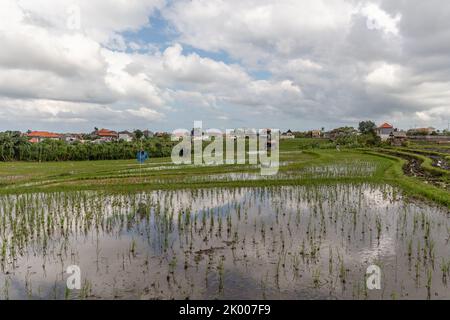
[
  {"left": 409, "top": 141, "right": 450, "bottom": 151},
  {"left": 363, "top": 151, "right": 449, "bottom": 208},
  {"left": 374, "top": 148, "right": 450, "bottom": 179},
  {"left": 279, "top": 138, "right": 333, "bottom": 151},
  {"left": 0, "top": 139, "right": 448, "bottom": 208}
]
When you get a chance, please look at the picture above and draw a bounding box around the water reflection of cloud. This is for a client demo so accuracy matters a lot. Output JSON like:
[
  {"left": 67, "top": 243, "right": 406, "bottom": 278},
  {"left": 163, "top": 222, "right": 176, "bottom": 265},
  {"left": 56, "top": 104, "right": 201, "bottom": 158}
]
[
  {"left": 358, "top": 236, "right": 397, "bottom": 263},
  {"left": 1, "top": 184, "right": 449, "bottom": 299}
]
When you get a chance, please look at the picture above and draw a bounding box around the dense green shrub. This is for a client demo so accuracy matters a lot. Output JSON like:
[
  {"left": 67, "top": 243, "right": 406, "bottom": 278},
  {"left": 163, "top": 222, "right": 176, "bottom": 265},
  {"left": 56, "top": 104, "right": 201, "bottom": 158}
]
[{"left": 0, "top": 131, "right": 176, "bottom": 162}]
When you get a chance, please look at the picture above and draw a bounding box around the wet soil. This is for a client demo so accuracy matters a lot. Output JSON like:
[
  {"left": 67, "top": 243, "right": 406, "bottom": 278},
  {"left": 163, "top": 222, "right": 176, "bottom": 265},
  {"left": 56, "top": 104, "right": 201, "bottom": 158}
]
[
  {"left": 429, "top": 155, "right": 450, "bottom": 170},
  {"left": 380, "top": 150, "right": 449, "bottom": 190}
]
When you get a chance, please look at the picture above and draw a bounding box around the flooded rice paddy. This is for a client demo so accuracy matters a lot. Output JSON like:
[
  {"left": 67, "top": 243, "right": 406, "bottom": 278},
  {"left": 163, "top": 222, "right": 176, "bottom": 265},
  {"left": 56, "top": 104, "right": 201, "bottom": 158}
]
[
  {"left": 0, "top": 184, "right": 449, "bottom": 300},
  {"left": 189, "top": 161, "right": 378, "bottom": 183}
]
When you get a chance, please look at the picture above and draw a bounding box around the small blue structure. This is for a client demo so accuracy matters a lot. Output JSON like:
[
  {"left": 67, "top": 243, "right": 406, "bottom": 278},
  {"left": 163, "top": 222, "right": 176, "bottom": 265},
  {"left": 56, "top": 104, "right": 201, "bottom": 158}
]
[{"left": 136, "top": 150, "right": 149, "bottom": 163}]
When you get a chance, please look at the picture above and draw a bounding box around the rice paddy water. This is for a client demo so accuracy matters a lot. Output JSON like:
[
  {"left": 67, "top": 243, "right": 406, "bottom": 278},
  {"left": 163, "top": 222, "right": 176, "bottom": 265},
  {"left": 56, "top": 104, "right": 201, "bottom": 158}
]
[{"left": 0, "top": 184, "right": 448, "bottom": 300}]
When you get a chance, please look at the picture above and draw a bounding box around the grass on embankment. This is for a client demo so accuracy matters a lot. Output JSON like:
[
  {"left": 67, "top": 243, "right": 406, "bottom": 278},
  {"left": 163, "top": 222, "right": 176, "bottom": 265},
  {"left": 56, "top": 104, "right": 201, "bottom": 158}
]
[
  {"left": 373, "top": 148, "right": 450, "bottom": 179},
  {"left": 363, "top": 150, "right": 450, "bottom": 208}
]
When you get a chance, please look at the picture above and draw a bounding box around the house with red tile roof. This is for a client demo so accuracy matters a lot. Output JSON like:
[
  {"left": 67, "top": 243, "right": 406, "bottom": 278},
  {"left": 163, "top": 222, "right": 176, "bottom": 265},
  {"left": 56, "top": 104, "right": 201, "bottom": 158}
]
[
  {"left": 27, "top": 131, "right": 62, "bottom": 143},
  {"left": 376, "top": 123, "right": 395, "bottom": 141},
  {"left": 94, "top": 129, "right": 118, "bottom": 141}
]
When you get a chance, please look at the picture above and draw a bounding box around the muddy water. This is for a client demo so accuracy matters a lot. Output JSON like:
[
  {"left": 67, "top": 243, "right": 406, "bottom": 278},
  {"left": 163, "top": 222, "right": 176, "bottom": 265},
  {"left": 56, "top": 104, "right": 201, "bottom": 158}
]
[{"left": 0, "top": 184, "right": 449, "bottom": 300}]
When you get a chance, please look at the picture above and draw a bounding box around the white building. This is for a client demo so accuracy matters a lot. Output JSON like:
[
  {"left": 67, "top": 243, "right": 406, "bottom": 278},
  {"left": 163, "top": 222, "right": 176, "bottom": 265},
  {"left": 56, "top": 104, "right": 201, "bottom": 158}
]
[
  {"left": 118, "top": 131, "right": 133, "bottom": 142},
  {"left": 376, "top": 123, "right": 395, "bottom": 141}
]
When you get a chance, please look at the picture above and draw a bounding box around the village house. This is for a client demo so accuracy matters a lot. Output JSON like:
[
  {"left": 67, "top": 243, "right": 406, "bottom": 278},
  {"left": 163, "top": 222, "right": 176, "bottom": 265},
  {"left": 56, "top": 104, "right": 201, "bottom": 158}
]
[
  {"left": 225, "top": 128, "right": 250, "bottom": 140},
  {"left": 94, "top": 129, "right": 118, "bottom": 141},
  {"left": 376, "top": 123, "right": 395, "bottom": 141},
  {"left": 190, "top": 127, "right": 218, "bottom": 141},
  {"left": 407, "top": 127, "right": 436, "bottom": 136},
  {"left": 311, "top": 130, "right": 322, "bottom": 138},
  {"left": 118, "top": 131, "right": 133, "bottom": 142},
  {"left": 63, "top": 133, "right": 83, "bottom": 144},
  {"left": 389, "top": 131, "right": 408, "bottom": 146},
  {"left": 281, "top": 129, "right": 295, "bottom": 139},
  {"left": 143, "top": 130, "right": 154, "bottom": 138},
  {"left": 172, "top": 129, "right": 190, "bottom": 141},
  {"left": 154, "top": 131, "right": 170, "bottom": 138},
  {"left": 26, "top": 131, "right": 62, "bottom": 143}
]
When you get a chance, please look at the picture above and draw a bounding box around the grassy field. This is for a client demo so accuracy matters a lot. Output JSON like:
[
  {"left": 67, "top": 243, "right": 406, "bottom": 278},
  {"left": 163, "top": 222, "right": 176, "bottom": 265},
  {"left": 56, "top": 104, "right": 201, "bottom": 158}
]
[{"left": 0, "top": 138, "right": 448, "bottom": 207}]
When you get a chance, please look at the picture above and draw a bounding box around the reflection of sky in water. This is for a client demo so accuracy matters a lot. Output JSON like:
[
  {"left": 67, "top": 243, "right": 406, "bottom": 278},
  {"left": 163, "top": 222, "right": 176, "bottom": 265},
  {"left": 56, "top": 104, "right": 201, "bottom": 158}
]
[
  {"left": 358, "top": 236, "right": 397, "bottom": 263},
  {"left": 185, "top": 162, "right": 378, "bottom": 183},
  {"left": 0, "top": 184, "right": 449, "bottom": 299}
]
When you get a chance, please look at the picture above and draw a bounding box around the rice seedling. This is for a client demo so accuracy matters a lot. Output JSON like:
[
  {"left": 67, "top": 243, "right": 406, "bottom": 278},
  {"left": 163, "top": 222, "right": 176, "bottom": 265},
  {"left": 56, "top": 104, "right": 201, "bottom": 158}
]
[
  {"left": 426, "top": 269, "right": 432, "bottom": 300},
  {"left": 440, "top": 259, "right": 450, "bottom": 285},
  {"left": 79, "top": 279, "right": 92, "bottom": 299},
  {"left": 407, "top": 239, "right": 413, "bottom": 262},
  {"left": 217, "top": 256, "right": 225, "bottom": 295},
  {"left": 312, "top": 268, "right": 321, "bottom": 288}
]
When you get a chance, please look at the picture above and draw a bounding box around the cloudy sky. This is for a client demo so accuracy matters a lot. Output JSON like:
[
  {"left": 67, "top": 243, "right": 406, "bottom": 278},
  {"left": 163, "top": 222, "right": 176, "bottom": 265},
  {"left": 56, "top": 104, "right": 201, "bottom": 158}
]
[{"left": 0, "top": 0, "right": 449, "bottom": 132}]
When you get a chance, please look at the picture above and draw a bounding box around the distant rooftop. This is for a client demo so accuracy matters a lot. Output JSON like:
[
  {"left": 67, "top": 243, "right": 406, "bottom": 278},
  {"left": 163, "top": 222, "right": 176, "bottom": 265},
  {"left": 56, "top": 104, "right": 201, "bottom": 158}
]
[
  {"left": 378, "top": 122, "right": 393, "bottom": 129},
  {"left": 27, "top": 131, "right": 61, "bottom": 138},
  {"left": 96, "top": 129, "right": 118, "bottom": 137}
]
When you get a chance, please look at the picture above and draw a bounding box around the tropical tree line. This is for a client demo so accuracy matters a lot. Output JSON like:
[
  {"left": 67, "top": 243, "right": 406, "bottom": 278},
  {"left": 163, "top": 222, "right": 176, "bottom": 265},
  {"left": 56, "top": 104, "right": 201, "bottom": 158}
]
[{"left": 0, "top": 131, "right": 175, "bottom": 162}]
